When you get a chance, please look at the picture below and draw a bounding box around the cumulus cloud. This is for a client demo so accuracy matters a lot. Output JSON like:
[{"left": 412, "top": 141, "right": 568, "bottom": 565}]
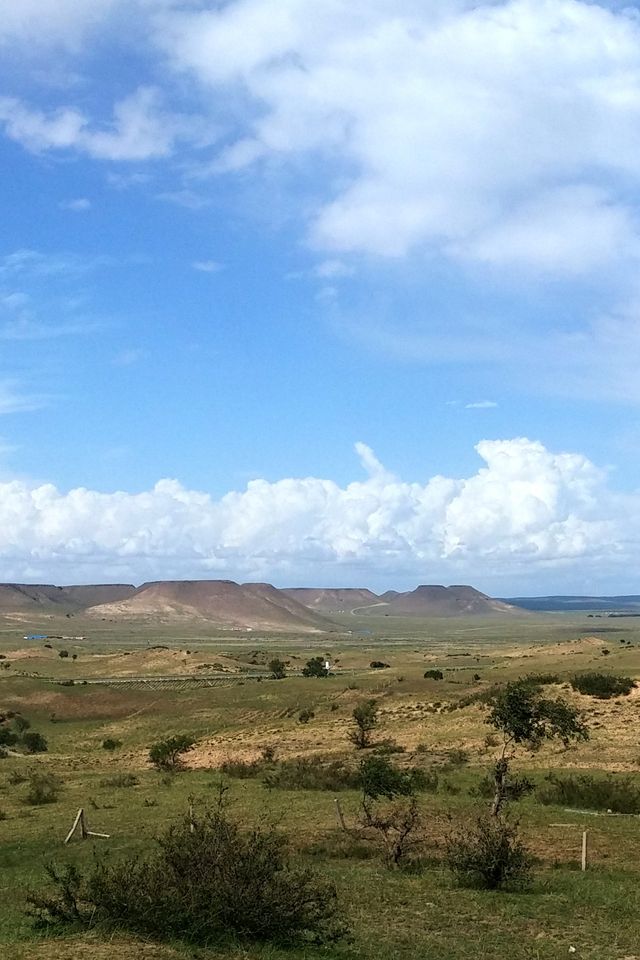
[
  {"left": 154, "top": 0, "right": 640, "bottom": 274},
  {"left": 0, "top": 87, "right": 210, "bottom": 162},
  {"left": 0, "top": 438, "right": 630, "bottom": 590}
]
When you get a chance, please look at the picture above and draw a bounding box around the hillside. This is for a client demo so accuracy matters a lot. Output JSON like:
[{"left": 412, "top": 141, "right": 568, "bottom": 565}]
[
  {"left": 0, "top": 583, "right": 135, "bottom": 614},
  {"left": 374, "top": 584, "right": 521, "bottom": 617},
  {"left": 85, "top": 579, "right": 337, "bottom": 632},
  {"left": 282, "top": 587, "right": 380, "bottom": 613}
]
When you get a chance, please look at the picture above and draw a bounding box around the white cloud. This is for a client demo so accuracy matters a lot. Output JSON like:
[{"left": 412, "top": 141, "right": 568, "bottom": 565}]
[
  {"left": 192, "top": 259, "right": 224, "bottom": 273},
  {"left": 0, "top": 87, "right": 209, "bottom": 162},
  {"left": 59, "top": 198, "right": 91, "bottom": 212},
  {"left": 465, "top": 401, "right": 498, "bottom": 410},
  {"left": 155, "top": 0, "right": 640, "bottom": 274},
  {"left": 0, "top": 380, "right": 47, "bottom": 415},
  {"left": 0, "top": 437, "right": 631, "bottom": 590}
]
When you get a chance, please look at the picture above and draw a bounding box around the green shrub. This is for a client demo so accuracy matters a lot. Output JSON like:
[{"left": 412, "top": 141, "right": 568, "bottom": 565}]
[
  {"left": 27, "top": 800, "right": 346, "bottom": 945},
  {"left": 58, "top": 650, "right": 69, "bottom": 659},
  {"left": 359, "top": 755, "right": 433, "bottom": 798},
  {"left": 219, "top": 758, "right": 263, "bottom": 779},
  {"left": 264, "top": 757, "right": 358, "bottom": 792},
  {"left": 298, "top": 709, "right": 314, "bottom": 724},
  {"left": 570, "top": 673, "right": 636, "bottom": 699},
  {"left": 348, "top": 699, "right": 378, "bottom": 749},
  {"left": 268, "top": 658, "right": 286, "bottom": 680},
  {"left": 537, "top": 772, "right": 640, "bottom": 814},
  {"left": 21, "top": 732, "right": 48, "bottom": 754},
  {"left": 13, "top": 715, "right": 31, "bottom": 734},
  {"left": 469, "top": 772, "right": 534, "bottom": 803},
  {"left": 0, "top": 727, "right": 18, "bottom": 747},
  {"left": 302, "top": 657, "right": 329, "bottom": 678},
  {"left": 101, "top": 739, "right": 122, "bottom": 751},
  {"left": 24, "top": 770, "right": 62, "bottom": 805},
  {"left": 424, "top": 669, "right": 444, "bottom": 680},
  {"left": 148, "top": 735, "right": 195, "bottom": 771},
  {"left": 445, "top": 815, "right": 533, "bottom": 890},
  {"left": 369, "top": 661, "right": 390, "bottom": 669},
  {"left": 100, "top": 773, "right": 139, "bottom": 788}
]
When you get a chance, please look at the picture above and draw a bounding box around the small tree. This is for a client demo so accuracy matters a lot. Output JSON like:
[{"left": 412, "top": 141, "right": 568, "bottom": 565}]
[
  {"left": 149, "top": 735, "right": 195, "bottom": 772},
  {"left": 348, "top": 700, "right": 378, "bottom": 750},
  {"left": 302, "top": 657, "right": 328, "bottom": 678},
  {"left": 22, "top": 732, "right": 48, "bottom": 754},
  {"left": 269, "top": 658, "right": 286, "bottom": 680},
  {"left": 485, "top": 679, "right": 588, "bottom": 815},
  {"left": 358, "top": 756, "right": 423, "bottom": 868}
]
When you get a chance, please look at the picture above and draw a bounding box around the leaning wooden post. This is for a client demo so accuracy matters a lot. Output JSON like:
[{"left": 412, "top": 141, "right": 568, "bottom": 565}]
[
  {"left": 64, "top": 808, "right": 84, "bottom": 844},
  {"left": 581, "top": 830, "right": 588, "bottom": 872},
  {"left": 334, "top": 798, "right": 347, "bottom": 832}
]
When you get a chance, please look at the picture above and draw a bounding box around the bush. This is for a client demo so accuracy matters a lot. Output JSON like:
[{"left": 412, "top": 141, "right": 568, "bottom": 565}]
[
  {"left": 101, "top": 738, "right": 122, "bottom": 751},
  {"left": 570, "top": 673, "right": 636, "bottom": 699},
  {"left": 537, "top": 772, "right": 640, "bottom": 814},
  {"left": 24, "top": 770, "right": 62, "bottom": 805},
  {"left": 58, "top": 650, "right": 69, "bottom": 659},
  {"left": 348, "top": 699, "right": 378, "bottom": 750},
  {"left": 100, "top": 773, "right": 139, "bottom": 788},
  {"left": 423, "top": 669, "right": 444, "bottom": 680},
  {"left": 219, "top": 758, "right": 263, "bottom": 779},
  {"left": 298, "top": 709, "right": 314, "bottom": 724},
  {"left": 21, "top": 732, "right": 48, "bottom": 754},
  {"left": 369, "top": 661, "right": 390, "bottom": 669},
  {"left": 0, "top": 727, "right": 18, "bottom": 748},
  {"left": 27, "top": 799, "right": 346, "bottom": 945},
  {"left": 148, "top": 735, "right": 195, "bottom": 771},
  {"left": 264, "top": 757, "right": 359, "bottom": 792},
  {"left": 302, "top": 657, "right": 329, "bottom": 678},
  {"left": 359, "top": 755, "right": 433, "bottom": 798},
  {"left": 268, "top": 658, "right": 286, "bottom": 680},
  {"left": 445, "top": 815, "right": 533, "bottom": 890},
  {"left": 469, "top": 771, "right": 534, "bottom": 803}
]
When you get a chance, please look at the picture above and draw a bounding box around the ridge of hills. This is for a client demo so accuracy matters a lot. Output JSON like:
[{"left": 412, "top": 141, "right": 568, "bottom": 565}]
[
  {"left": 0, "top": 583, "right": 135, "bottom": 613},
  {"left": 374, "top": 584, "right": 520, "bottom": 617},
  {"left": 85, "top": 580, "right": 337, "bottom": 632},
  {"left": 282, "top": 587, "right": 380, "bottom": 613}
]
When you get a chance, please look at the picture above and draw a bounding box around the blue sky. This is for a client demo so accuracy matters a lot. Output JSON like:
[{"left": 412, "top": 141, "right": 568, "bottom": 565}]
[{"left": 1, "top": 0, "right": 640, "bottom": 593}]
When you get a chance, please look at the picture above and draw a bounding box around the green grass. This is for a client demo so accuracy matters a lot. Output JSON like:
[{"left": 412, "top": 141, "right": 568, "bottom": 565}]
[{"left": 1, "top": 611, "right": 640, "bottom": 958}]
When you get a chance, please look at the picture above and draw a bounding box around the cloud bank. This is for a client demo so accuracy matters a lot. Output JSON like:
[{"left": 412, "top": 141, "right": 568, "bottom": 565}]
[{"left": 0, "top": 438, "right": 629, "bottom": 592}]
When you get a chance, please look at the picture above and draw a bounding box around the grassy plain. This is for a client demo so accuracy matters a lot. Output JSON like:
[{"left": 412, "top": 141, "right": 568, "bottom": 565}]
[{"left": 1, "top": 610, "right": 640, "bottom": 960}]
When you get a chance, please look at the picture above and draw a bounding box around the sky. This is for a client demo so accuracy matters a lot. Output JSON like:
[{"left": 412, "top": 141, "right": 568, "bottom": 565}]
[{"left": 1, "top": 0, "right": 640, "bottom": 594}]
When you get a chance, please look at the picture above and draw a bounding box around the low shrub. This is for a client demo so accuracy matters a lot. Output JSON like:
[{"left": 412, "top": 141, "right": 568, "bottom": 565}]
[
  {"left": 369, "top": 661, "right": 390, "bottom": 669},
  {"left": 219, "top": 758, "right": 263, "bottom": 779},
  {"left": 570, "top": 673, "right": 636, "bottom": 699},
  {"left": 27, "top": 799, "right": 346, "bottom": 945},
  {"left": 424, "top": 669, "right": 444, "bottom": 680},
  {"left": 149, "top": 735, "right": 195, "bottom": 771},
  {"left": 100, "top": 773, "right": 139, "bottom": 788},
  {"left": 21, "top": 732, "right": 48, "bottom": 754},
  {"left": 101, "top": 739, "right": 122, "bottom": 751},
  {"left": 537, "top": 772, "right": 640, "bottom": 814},
  {"left": 264, "top": 757, "right": 358, "bottom": 792},
  {"left": 469, "top": 772, "right": 534, "bottom": 803},
  {"left": 298, "top": 709, "right": 314, "bottom": 724},
  {"left": 24, "top": 770, "right": 62, "bottom": 806},
  {"left": 445, "top": 815, "right": 533, "bottom": 890}
]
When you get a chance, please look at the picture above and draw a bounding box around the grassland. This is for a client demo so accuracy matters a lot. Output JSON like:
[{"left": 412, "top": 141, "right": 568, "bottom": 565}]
[{"left": 1, "top": 610, "right": 640, "bottom": 960}]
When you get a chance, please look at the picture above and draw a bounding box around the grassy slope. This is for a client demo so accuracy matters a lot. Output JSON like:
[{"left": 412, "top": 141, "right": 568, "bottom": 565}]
[{"left": 1, "top": 612, "right": 640, "bottom": 959}]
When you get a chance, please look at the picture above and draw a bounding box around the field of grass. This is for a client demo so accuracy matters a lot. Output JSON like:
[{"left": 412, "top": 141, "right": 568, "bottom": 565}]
[{"left": 1, "top": 611, "right": 640, "bottom": 960}]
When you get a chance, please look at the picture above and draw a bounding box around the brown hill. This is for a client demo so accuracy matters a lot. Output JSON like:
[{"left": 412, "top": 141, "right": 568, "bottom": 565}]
[
  {"left": 85, "top": 580, "right": 336, "bottom": 632},
  {"left": 375, "top": 584, "right": 521, "bottom": 617},
  {"left": 0, "top": 583, "right": 135, "bottom": 614},
  {"left": 282, "top": 588, "right": 380, "bottom": 613}
]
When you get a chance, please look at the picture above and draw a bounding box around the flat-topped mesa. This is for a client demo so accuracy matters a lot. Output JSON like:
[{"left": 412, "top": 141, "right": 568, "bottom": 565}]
[
  {"left": 84, "top": 579, "right": 336, "bottom": 632},
  {"left": 282, "top": 587, "right": 380, "bottom": 613},
  {"left": 0, "top": 583, "right": 135, "bottom": 614},
  {"left": 378, "top": 584, "right": 521, "bottom": 617}
]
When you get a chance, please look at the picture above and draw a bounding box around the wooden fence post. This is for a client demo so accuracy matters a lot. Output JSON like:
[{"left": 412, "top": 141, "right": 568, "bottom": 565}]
[{"left": 581, "top": 830, "right": 588, "bottom": 872}]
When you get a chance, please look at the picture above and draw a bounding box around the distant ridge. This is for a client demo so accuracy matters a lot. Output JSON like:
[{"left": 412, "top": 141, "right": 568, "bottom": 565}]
[
  {"left": 282, "top": 587, "right": 380, "bottom": 613},
  {"left": 377, "top": 584, "right": 520, "bottom": 617},
  {"left": 504, "top": 595, "right": 640, "bottom": 613},
  {"left": 0, "top": 583, "right": 135, "bottom": 614},
  {"left": 85, "top": 580, "right": 336, "bottom": 632}
]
